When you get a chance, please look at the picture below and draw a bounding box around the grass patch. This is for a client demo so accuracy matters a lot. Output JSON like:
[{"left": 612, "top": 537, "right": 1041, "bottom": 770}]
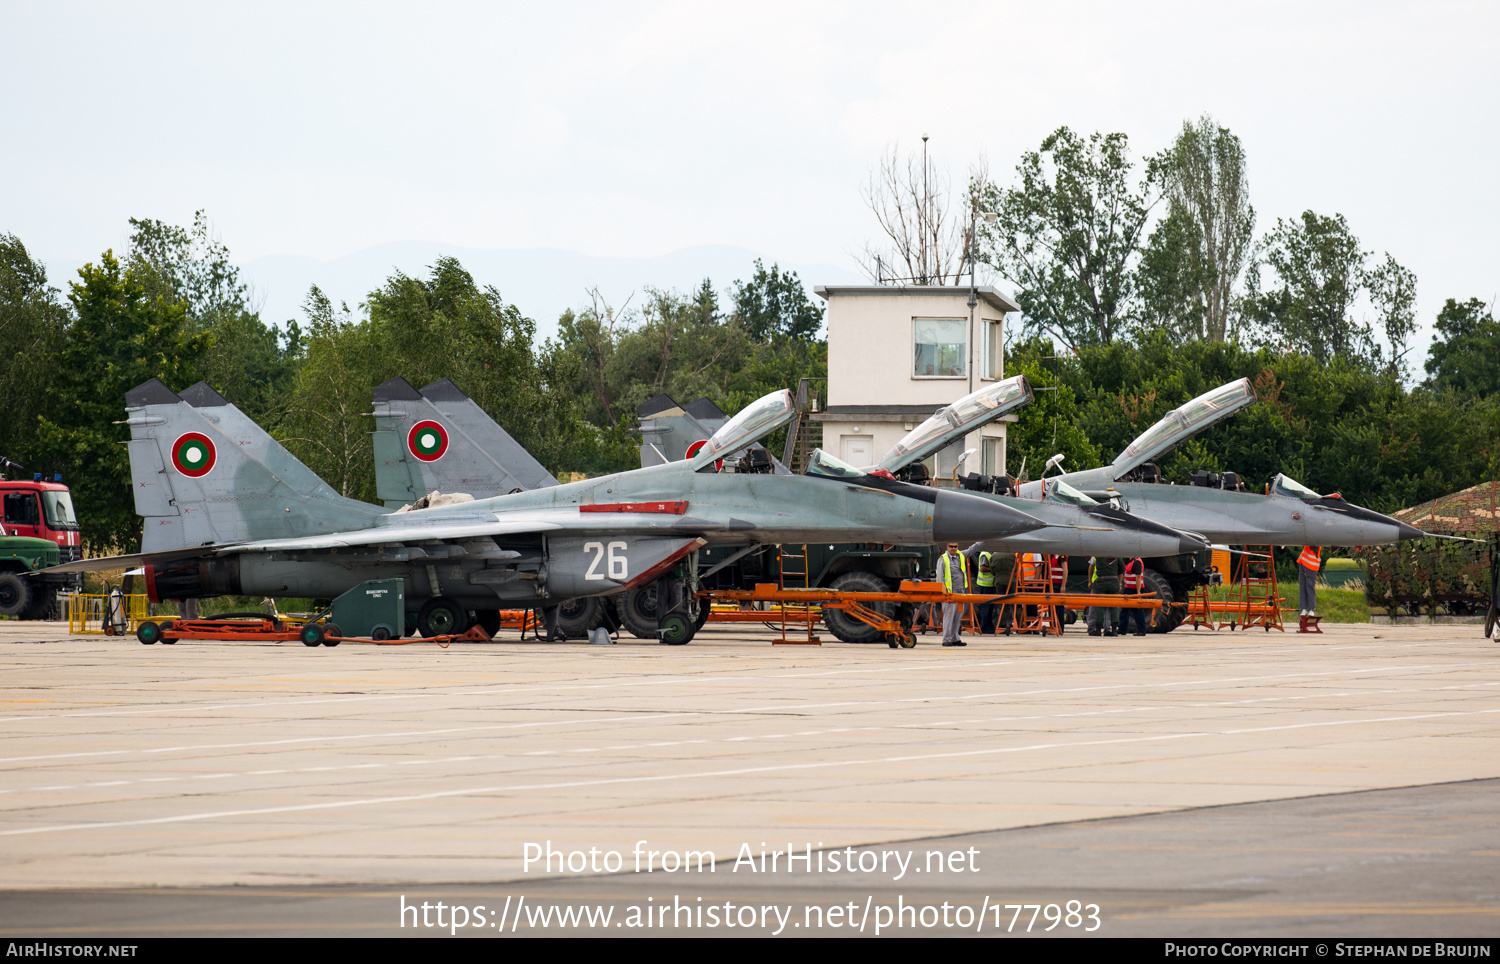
[{"left": 1198, "top": 581, "right": 1369, "bottom": 623}]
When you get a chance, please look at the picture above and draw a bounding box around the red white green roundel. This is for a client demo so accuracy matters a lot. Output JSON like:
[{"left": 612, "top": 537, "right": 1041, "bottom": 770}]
[
  {"left": 407, "top": 420, "right": 449, "bottom": 462},
  {"left": 172, "top": 432, "right": 217, "bottom": 477}
]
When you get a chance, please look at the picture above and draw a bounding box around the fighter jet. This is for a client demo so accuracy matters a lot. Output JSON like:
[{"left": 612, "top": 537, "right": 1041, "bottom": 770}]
[
  {"left": 1015, "top": 378, "right": 1427, "bottom": 547},
  {"left": 58, "top": 380, "right": 1049, "bottom": 644},
  {"left": 862, "top": 377, "right": 1212, "bottom": 560}
]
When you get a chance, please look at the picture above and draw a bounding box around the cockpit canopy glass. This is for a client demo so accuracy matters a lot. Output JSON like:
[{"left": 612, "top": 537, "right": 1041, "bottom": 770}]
[
  {"left": 1121, "top": 379, "right": 1255, "bottom": 460},
  {"left": 699, "top": 390, "right": 795, "bottom": 460},
  {"left": 1045, "top": 478, "right": 1099, "bottom": 508},
  {"left": 1271, "top": 473, "right": 1322, "bottom": 500},
  {"left": 806, "top": 448, "right": 867, "bottom": 480},
  {"left": 880, "top": 376, "right": 1032, "bottom": 467}
]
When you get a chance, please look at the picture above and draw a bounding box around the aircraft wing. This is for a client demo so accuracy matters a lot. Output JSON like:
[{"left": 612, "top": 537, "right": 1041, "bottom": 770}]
[{"left": 229, "top": 504, "right": 754, "bottom": 552}]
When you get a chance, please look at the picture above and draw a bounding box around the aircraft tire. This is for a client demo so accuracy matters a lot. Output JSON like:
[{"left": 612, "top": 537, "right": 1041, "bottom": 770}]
[
  {"left": 0, "top": 573, "right": 34, "bottom": 618},
  {"left": 418, "top": 598, "right": 467, "bottom": 637},
  {"left": 820, "top": 571, "right": 896, "bottom": 644},
  {"left": 693, "top": 598, "right": 708, "bottom": 635},
  {"left": 1141, "top": 571, "right": 1177, "bottom": 633},
  {"left": 615, "top": 587, "right": 659, "bottom": 639},
  {"left": 555, "top": 596, "right": 607, "bottom": 639},
  {"left": 657, "top": 612, "right": 694, "bottom": 645},
  {"left": 473, "top": 610, "right": 501, "bottom": 638}
]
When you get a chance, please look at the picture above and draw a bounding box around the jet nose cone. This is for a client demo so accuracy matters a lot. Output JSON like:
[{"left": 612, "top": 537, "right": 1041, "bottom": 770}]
[
  {"left": 1178, "top": 530, "right": 1211, "bottom": 554},
  {"left": 1395, "top": 521, "right": 1426, "bottom": 541},
  {"left": 932, "top": 490, "right": 1047, "bottom": 543}
]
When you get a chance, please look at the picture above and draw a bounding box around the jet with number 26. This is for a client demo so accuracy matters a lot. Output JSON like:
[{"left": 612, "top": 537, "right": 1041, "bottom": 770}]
[{"left": 51, "top": 381, "right": 1049, "bottom": 641}]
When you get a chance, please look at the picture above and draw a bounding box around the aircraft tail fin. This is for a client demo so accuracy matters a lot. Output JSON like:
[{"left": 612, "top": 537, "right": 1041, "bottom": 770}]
[
  {"left": 126, "top": 379, "right": 383, "bottom": 553},
  {"left": 371, "top": 376, "right": 558, "bottom": 508}
]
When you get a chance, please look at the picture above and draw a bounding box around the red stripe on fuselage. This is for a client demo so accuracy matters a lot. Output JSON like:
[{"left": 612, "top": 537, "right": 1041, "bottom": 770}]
[{"left": 579, "top": 501, "right": 688, "bottom": 515}]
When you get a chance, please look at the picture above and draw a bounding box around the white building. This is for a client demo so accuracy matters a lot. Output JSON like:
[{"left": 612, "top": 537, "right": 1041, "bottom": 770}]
[{"left": 813, "top": 284, "right": 1020, "bottom": 478}]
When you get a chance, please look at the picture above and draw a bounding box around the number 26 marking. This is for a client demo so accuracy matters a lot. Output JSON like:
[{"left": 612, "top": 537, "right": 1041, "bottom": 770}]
[{"left": 584, "top": 541, "right": 629, "bottom": 580}]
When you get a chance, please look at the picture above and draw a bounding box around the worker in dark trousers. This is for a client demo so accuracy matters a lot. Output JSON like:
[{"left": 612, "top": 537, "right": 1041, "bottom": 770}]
[
  {"left": 1121, "top": 556, "right": 1148, "bottom": 636},
  {"left": 974, "top": 547, "right": 998, "bottom": 635},
  {"left": 1087, "top": 556, "right": 1121, "bottom": 636},
  {"left": 1049, "top": 554, "right": 1068, "bottom": 633},
  {"left": 1297, "top": 545, "right": 1323, "bottom": 617}
]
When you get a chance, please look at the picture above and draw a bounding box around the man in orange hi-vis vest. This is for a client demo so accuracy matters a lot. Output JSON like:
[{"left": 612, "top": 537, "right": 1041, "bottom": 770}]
[{"left": 1298, "top": 545, "right": 1323, "bottom": 617}]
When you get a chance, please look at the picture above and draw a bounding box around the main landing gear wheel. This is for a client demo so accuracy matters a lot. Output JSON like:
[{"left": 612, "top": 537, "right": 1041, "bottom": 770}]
[
  {"left": 1142, "top": 571, "right": 1179, "bottom": 633},
  {"left": 473, "top": 610, "right": 501, "bottom": 638},
  {"left": 417, "top": 597, "right": 467, "bottom": 637},
  {"left": 820, "top": 571, "right": 898, "bottom": 644},
  {"left": 617, "top": 586, "right": 659, "bottom": 639},
  {"left": 556, "top": 596, "right": 608, "bottom": 639}
]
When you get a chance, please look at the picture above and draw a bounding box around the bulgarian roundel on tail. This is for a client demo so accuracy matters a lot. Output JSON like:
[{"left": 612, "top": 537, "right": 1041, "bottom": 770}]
[
  {"left": 171, "top": 433, "right": 217, "bottom": 477},
  {"left": 407, "top": 420, "right": 449, "bottom": 462}
]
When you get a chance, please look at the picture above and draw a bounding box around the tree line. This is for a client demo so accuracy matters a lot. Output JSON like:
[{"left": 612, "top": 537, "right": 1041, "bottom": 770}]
[
  {"left": 958, "top": 117, "right": 1497, "bottom": 512},
  {"left": 2, "top": 114, "right": 1495, "bottom": 552},
  {"left": 0, "top": 218, "right": 826, "bottom": 552}
]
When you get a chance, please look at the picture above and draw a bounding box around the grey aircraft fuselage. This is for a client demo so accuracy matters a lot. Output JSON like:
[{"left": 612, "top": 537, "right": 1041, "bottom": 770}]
[
  {"left": 99, "top": 382, "right": 1049, "bottom": 618},
  {"left": 1011, "top": 376, "right": 1425, "bottom": 549},
  {"left": 1069, "top": 481, "right": 1424, "bottom": 548}
]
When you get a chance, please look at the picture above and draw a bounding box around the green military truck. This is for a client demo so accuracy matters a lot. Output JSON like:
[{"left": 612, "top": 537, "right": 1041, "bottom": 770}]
[{"left": 0, "top": 524, "right": 67, "bottom": 620}]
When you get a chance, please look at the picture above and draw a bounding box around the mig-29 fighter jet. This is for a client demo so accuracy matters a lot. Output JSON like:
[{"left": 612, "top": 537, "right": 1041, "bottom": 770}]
[
  {"left": 55, "top": 380, "right": 1050, "bottom": 645},
  {"left": 1016, "top": 378, "right": 1427, "bottom": 548},
  {"left": 862, "top": 377, "right": 1212, "bottom": 561}
]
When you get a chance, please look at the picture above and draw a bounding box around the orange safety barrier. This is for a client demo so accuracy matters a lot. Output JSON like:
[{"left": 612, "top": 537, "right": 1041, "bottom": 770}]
[{"left": 703, "top": 581, "right": 1159, "bottom": 648}]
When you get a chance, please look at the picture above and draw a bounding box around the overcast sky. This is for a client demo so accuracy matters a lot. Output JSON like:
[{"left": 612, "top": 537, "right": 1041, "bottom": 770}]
[{"left": 3, "top": 1, "right": 1495, "bottom": 353}]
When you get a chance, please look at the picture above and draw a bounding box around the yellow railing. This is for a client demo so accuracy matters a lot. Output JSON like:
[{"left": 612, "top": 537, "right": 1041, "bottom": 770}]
[{"left": 63, "top": 594, "right": 150, "bottom": 635}]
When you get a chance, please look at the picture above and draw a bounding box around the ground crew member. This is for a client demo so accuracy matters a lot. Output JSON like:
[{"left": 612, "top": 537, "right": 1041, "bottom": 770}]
[
  {"left": 1298, "top": 545, "right": 1323, "bottom": 617},
  {"left": 940, "top": 542, "right": 969, "bottom": 647},
  {"left": 1121, "top": 556, "right": 1148, "bottom": 636},
  {"left": 974, "top": 547, "right": 998, "bottom": 635},
  {"left": 1049, "top": 554, "right": 1069, "bottom": 633},
  {"left": 1088, "top": 556, "right": 1121, "bottom": 636}
]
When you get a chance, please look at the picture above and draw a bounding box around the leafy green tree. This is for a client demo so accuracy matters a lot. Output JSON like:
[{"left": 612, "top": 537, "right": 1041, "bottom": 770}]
[
  {"left": 0, "top": 234, "right": 68, "bottom": 472},
  {"left": 977, "top": 127, "right": 1167, "bottom": 349},
  {"left": 1138, "top": 117, "right": 1255, "bottom": 341},
  {"left": 127, "top": 212, "right": 302, "bottom": 428},
  {"left": 38, "top": 252, "right": 205, "bottom": 551},
  {"left": 1243, "top": 211, "right": 1416, "bottom": 375},
  {"left": 545, "top": 266, "right": 828, "bottom": 473},
  {"left": 732, "top": 260, "right": 824, "bottom": 341},
  {"left": 282, "top": 259, "right": 588, "bottom": 495},
  {"left": 1423, "top": 297, "right": 1499, "bottom": 400},
  {"left": 279, "top": 288, "right": 380, "bottom": 500},
  {"left": 1001, "top": 338, "right": 1102, "bottom": 480}
]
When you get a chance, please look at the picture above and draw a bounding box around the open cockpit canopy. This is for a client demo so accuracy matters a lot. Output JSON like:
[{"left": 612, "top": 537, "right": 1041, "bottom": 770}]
[
  {"left": 693, "top": 390, "right": 796, "bottom": 466},
  {"left": 806, "top": 448, "right": 868, "bottom": 480},
  {"left": 1271, "top": 473, "right": 1322, "bottom": 500},
  {"left": 1045, "top": 478, "right": 1100, "bottom": 509},
  {"left": 875, "top": 375, "right": 1033, "bottom": 472},
  {"left": 1114, "top": 379, "right": 1256, "bottom": 473}
]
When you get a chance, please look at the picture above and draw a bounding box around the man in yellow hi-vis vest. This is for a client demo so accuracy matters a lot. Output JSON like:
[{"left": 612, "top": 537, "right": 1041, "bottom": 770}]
[
  {"left": 1298, "top": 545, "right": 1323, "bottom": 617},
  {"left": 975, "top": 548, "right": 998, "bottom": 634},
  {"left": 940, "top": 543, "right": 969, "bottom": 646}
]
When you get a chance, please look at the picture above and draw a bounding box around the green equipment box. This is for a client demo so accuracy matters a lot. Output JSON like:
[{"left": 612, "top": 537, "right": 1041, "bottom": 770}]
[{"left": 330, "top": 579, "right": 405, "bottom": 640}]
